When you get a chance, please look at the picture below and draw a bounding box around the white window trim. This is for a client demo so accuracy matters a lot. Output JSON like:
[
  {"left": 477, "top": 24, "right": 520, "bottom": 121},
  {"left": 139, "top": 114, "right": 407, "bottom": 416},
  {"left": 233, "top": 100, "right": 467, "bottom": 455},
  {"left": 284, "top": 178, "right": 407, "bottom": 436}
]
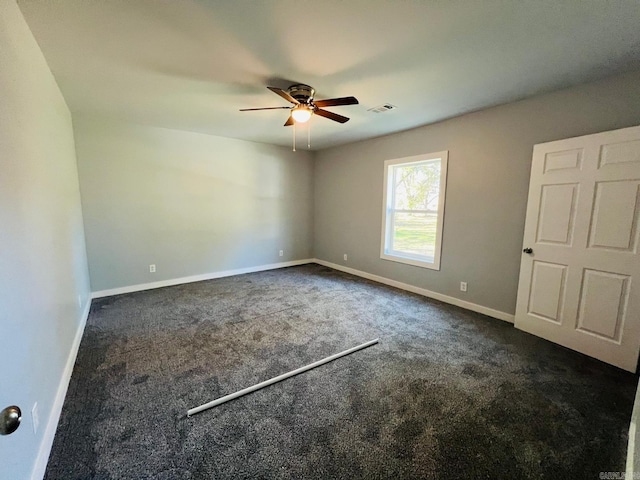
[{"left": 380, "top": 151, "right": 449, "bottom": 271}]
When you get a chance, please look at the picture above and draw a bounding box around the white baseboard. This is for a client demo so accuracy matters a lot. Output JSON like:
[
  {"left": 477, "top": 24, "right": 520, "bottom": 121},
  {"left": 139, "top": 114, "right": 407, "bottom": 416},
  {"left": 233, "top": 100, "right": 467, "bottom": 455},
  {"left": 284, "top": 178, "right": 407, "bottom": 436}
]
[
  {"left": 31, "top": 298, "right": 91, "bottom": 480},
  {"left": 92, "top": 257, "right": 514, "bottom": 322},
  {"left": 91, "top": 259, "right": 315, "bottom": 299},
  {"left": 313, "top": 259, "right": 515, "bottom": 323}
]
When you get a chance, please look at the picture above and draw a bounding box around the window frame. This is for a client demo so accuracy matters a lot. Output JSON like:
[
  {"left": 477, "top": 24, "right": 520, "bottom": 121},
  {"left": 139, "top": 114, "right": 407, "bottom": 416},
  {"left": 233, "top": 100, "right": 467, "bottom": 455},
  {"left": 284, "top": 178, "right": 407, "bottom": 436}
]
[{"left": 380, "top": 151, "right": 449, "bottom": 270}]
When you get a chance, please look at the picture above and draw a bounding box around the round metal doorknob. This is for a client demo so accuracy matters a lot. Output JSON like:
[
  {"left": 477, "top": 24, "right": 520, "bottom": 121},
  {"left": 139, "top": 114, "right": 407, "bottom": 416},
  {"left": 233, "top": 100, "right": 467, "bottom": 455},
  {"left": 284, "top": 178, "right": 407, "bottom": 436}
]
[
  {"left": 0, "top": 406, "right": 22, "bottom": 435},
  {"left": 523, "top": 248, "right": 533, "bottom": 254}
]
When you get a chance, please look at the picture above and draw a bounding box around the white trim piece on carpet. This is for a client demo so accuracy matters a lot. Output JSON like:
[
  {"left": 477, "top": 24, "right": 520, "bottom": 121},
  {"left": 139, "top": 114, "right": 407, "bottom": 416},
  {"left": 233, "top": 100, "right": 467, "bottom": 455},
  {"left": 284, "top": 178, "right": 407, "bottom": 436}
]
[
  {"left": 91, "top": 259, "right": 315, "bottom": 298},
  {"left": 188, "top": 339, "right": 379, "bottom": 417},
  {"left": 313, "top": 259, "right": 515, "bottom": 323},
  {"left": 31, "top": 299, "right": 91, "bottom": 480}
]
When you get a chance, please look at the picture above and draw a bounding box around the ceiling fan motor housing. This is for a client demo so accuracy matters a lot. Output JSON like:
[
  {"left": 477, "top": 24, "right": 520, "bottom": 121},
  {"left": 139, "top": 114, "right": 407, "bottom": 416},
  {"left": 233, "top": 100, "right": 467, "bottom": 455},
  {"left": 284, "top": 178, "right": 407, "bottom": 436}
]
[{"left": 288, "top": 84, "right": 315, "bottom": 104}]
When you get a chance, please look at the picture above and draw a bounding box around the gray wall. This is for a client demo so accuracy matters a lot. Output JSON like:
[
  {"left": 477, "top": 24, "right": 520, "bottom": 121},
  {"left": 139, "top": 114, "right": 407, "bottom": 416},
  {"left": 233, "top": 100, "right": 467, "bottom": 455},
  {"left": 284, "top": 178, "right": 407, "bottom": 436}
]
[
  {"left": 314, "top": 71, "right": 640, "bottom": 316},
  {"left": 74, "top": 118, "right": 314, "bottom": 292},
  {"left": 0, "top": 1, "right": 91, "bottom": 478}
]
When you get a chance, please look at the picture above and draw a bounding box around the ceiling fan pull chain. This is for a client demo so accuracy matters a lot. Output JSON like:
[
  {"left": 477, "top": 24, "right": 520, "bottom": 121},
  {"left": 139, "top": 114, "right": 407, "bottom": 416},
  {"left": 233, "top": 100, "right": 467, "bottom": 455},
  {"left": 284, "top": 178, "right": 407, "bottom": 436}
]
[
  {"left": 293, "top": 122, "right": 296, "bottom": 152},
  {"left": 307, "top": 119, "right": 311, "bottom": 150}
]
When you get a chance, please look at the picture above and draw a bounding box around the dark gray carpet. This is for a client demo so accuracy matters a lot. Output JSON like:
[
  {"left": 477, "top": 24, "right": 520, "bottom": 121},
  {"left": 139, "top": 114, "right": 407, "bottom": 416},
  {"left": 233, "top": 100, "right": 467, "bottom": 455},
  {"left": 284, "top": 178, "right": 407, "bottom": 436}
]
[{"left": 45, "top": 264, "right": 637, "bottom": 479}]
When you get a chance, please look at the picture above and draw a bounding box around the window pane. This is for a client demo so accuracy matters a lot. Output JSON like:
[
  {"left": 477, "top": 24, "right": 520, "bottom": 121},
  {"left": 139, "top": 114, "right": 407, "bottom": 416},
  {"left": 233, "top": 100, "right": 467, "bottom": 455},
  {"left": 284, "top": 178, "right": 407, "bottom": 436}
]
[
  {"left": 392, "top": 212, "right": 437, "bottom": 258},
  {"left": 382, "top": 151, "right": 448, "bottom": 270},
  {"left": 393, "top": 161, "right": 441, "bottom": 211}
]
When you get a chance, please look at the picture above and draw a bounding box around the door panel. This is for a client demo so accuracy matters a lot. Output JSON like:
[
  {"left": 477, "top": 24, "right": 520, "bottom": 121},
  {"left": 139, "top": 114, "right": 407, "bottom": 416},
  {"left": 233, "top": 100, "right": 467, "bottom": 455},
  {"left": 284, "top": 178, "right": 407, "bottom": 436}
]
[
  {"left": 544, "top": 148, "right": 583, "bottom": 172},
  {"left": 515, "top": 125, "right": 640, "bottom": 372},
  {"left": 528, "top": 261, "right": 567, "bottom": 323},
  {"left": 536, "top": 184, "right": 578, "bottom": 245},
  {"left": 588, "top": 181, "right": 640, "bottom": 251},
  {"left": 599, "top": 139, "right": 640, "bottom": 168},
  {"left": 575, "top": 269, "right": 629, "bottom": 341}
]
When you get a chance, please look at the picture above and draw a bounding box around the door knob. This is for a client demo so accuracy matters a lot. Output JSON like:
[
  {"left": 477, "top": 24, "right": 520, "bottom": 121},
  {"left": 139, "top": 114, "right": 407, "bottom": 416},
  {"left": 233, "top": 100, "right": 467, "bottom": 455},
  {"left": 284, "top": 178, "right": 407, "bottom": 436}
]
[
  {"left": 0, "top": 406, "right": 22, "bottom": 435},
  {"left": 523, "top": 248, "right": 533, "bottom": 254}
]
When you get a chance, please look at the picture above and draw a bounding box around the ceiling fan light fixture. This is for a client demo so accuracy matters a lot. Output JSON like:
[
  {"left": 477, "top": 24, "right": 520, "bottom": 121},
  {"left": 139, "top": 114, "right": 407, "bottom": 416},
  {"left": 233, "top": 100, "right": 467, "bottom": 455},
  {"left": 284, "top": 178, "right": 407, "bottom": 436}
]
[{"left": 291, "top": 105, "right": 312, "bottom": 123}]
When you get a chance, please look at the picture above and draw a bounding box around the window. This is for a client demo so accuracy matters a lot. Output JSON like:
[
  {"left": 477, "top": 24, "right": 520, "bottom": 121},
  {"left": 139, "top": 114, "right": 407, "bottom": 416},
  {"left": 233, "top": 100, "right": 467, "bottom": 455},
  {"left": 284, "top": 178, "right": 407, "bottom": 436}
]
[{"left": 380, "top": 151, "right": 448, "bottom": 270}]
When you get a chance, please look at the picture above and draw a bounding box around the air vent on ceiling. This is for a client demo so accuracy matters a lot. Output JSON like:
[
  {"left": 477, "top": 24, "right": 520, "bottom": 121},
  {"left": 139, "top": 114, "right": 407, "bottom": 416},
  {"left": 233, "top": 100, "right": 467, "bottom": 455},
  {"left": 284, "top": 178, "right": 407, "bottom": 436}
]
[{"left": 368, "top": 103, "right": 396, "bottom": 113}]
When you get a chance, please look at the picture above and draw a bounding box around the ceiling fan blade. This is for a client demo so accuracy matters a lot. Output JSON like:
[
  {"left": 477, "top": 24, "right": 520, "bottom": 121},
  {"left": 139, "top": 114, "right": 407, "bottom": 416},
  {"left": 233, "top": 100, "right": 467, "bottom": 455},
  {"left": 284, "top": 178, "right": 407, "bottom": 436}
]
[
  {"left": 313, "top": 96, "right": 359, "bottom": 108},
  {"left": 239, "top": 106, "right": 291, "bottom": 111},
  {"left": 315, "top": 109, "right": 350, "bottom": 123},
  {"left": 284, "top": 115, "right": 294, "bottom": 127},
  {"left": 267, "top": 86, "right": 299, "bottom": 105}
]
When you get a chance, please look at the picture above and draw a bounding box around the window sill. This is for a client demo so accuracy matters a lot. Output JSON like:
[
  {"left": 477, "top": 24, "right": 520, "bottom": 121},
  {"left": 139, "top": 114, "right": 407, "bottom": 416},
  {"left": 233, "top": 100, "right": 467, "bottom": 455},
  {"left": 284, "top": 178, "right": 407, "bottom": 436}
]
[{"left": 380, "top": 252, "right": 441, "bottom": 271}]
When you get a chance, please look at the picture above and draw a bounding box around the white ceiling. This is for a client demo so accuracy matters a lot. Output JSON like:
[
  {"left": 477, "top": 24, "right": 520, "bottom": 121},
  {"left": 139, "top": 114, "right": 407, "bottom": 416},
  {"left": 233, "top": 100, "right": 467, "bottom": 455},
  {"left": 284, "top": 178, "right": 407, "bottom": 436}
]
[{"left": 18, "top": 0, "right": 640, "bottom": 150}]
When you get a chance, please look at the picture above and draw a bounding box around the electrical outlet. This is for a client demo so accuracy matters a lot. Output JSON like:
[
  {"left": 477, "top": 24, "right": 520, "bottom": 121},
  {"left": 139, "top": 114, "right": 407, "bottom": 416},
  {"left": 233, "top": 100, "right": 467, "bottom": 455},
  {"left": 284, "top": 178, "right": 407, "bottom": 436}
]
[
  {"left": 32, "top": 402, "right": 39, "bottom": 435},
  {"left": 343, "top": 254, "right": 348, "bottom": 261},
  {"left": 279, "top": 250, "right": 283, "bottom": 257},
  {"left": 460, "top": 282, "right": 467, "bottom": 292},
  {"left": 149, "top": 264, "right": 156, "bottom": 273}
]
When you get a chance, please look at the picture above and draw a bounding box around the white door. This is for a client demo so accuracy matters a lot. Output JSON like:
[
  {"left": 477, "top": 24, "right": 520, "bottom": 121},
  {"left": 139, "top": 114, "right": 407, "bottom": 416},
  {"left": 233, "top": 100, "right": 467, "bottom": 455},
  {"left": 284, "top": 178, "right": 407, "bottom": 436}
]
[{"left": 515, "top": 125, "right": 640, "bottom": 372}]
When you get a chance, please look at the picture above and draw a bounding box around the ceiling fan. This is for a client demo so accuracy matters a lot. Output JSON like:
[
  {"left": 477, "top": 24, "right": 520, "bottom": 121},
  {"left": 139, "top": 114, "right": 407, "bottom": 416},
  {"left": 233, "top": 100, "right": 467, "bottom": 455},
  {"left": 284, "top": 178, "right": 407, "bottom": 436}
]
[{"left": 240, "top": 84, "right": 359, "bottom": 126}]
